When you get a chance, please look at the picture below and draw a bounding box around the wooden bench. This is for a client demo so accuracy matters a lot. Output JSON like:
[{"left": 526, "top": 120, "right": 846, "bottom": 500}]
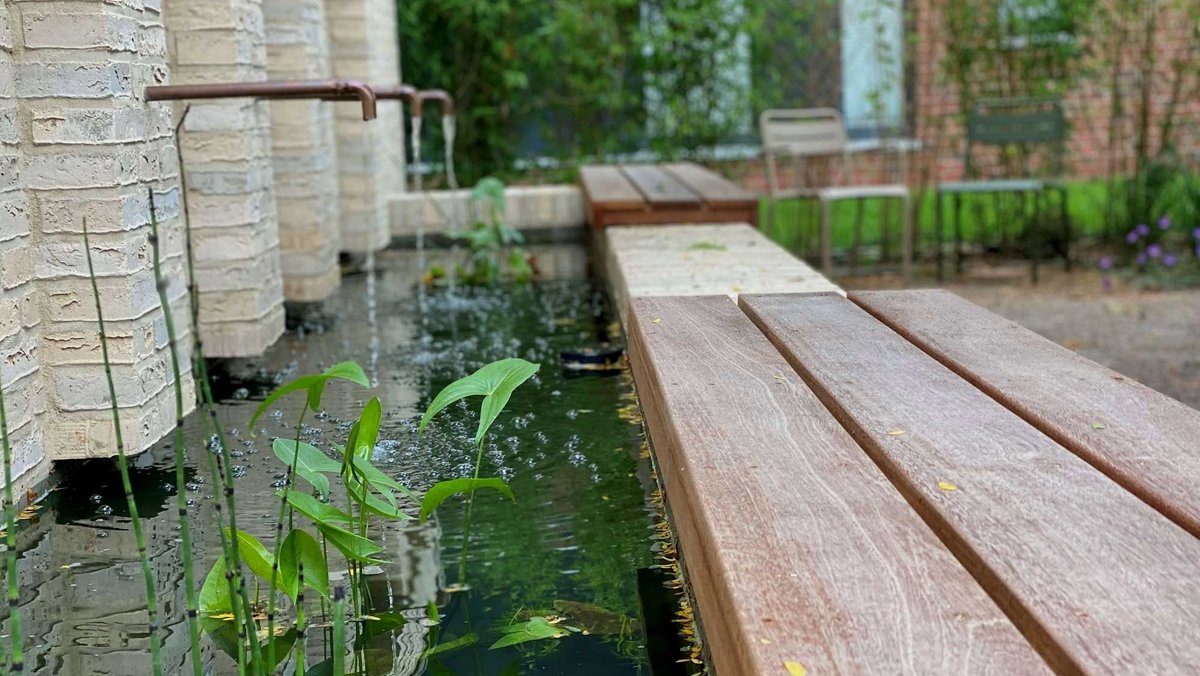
[
  {"left": 580, "top": 162, "right": 758, "bottom": 228},
  {"left": 628, "top": 290, "right": 1200, "bottom": 674}
]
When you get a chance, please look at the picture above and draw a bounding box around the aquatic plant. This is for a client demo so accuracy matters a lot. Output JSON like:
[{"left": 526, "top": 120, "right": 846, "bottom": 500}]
[
  {"left": 446, "top": 177, "right": 534, "bottom": 286},
  {"left": 0, "top": 358, "right": 21, "bottom": 674},
  {"left": 82, "top": 218, "right": 164, "bottom": 676},
  {"left": 148, "top": 190, "right": 204, "bottom": 676}
]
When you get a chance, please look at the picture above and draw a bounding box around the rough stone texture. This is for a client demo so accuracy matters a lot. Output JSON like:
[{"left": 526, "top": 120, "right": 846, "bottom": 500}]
[
  {"left": 389, "top": 185, "right": 586, "bottom": 237},
  {"left": 163, "top": 0, "right": 284, "bottom": 355},
  {"left": 5, "top": 0, "right": 196, "bottom": 471},
  {"left": 324, "top": 0, "right": 405, "bottom": 253},
  {"left": 601, "top": 223, "right": 844, "bottom": 327},
  {"left": 263, "top": 0, "right": 341, "bottom": 302}
]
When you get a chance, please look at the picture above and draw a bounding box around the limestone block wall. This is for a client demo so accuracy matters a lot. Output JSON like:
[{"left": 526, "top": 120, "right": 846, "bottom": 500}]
[
  {"left": 324, "top": 0, "right": 405, "bottom": 253},
  {"left": 389, "top": 186, "right": 586, "bottom": 237},
  {"left": 6, "top": 0, "right": 195, "bottom": 467},
  {"left": 0, "top": 2, "right": 47, "bottom": 492},
  {"left": 163, "top": 0, "right": 285, "bottom": 356},
  {"left": 263, "top": 0, "right": 341, "bottom": 302}
]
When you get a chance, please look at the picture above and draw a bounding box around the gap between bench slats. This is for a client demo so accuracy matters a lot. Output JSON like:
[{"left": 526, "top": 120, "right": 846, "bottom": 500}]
[
  {"left": 627, "top": 295, "right": 1045, "bottom": 674},
  {"left": 740, "top": 292, "right": 1200, "bottom": 674}
]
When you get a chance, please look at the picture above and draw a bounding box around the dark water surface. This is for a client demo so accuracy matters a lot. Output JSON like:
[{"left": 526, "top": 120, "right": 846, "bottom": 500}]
[{"left": 3, "top": 246, "right": 659, "bottom": 675}]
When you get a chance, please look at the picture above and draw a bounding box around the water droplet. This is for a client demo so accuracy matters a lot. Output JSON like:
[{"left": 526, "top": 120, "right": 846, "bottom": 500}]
[
  {"left": 89, "top": 494, "right": 103, "bottom": 504},
  {"left": 95, "top": 504, "right": 113, "bottom": 516},
  {"left": 232, "top": 387, "right": 250, "bottom": 400}
]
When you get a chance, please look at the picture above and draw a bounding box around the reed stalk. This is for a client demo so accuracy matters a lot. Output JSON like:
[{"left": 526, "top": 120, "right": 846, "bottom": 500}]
[
  {"left": 148, "top": 189, "right": 203, "bottom": 676},
  {"left": 82, "top": 218, "right": 163, "bottom": 676},
  {"left": 1, "top": 376, "right": 22, "bottom": 673}
]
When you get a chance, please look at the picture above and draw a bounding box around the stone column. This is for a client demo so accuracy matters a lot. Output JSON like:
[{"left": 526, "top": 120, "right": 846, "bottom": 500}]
[
  {"left": 162, "top": 0, "right": 285, "bottom": 356},
  {"left": 324, "top": 0, "right": 405, "bottom": 253},
  {"left": 7, "top": 0, "right": 195, "bottom": 461},
  {"left": 262, "top": 0, "right": 341, "bottom": 302},
  {"left": 0, "top": 2, "right": 47, "bottom": 491}
]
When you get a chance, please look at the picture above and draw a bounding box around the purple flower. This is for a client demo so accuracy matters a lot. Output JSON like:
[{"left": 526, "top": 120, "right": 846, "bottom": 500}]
[
  {"left": 1158, "top": 216, "right": 1172, "bottom": 230},
  {"left": 1136, "top": 223, "right": 1151, "bottom": 236},
  {"left": 1127, "top": 230, "right": 1141, "bottom": 244},
  {"left": 1193, "top": 227, "right": 1200, "bottom": 240},
  {"left": 1148, "top": 243, "right": 1163, "bottom": 258},
  {"left": 1098, "top": 256, "right": 1113, "bottom": 270},
  {"left": 1164, "top": 254, "right": 1178, "bottom": 268},
  {"left": 1137, "top": 252, "right": 1149, "bottom": 266}
]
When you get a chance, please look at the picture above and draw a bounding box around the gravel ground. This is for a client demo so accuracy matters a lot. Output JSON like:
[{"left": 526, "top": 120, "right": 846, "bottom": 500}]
[{"left": 843, "top": 263, "right": 1200, "bottom": 411}]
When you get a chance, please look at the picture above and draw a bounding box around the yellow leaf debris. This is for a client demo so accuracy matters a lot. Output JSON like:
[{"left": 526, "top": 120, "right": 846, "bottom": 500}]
[
  {"left": 937, "top": 481, "right": 958, "bottom": 492},
  {"left": 785, "top": 660, "right": 807, "bottom": 676}
]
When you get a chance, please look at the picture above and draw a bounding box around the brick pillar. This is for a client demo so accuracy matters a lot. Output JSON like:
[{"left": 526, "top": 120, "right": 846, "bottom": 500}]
[
  {"left": 7, "top": 0, "right": 195, "bottom": 461},
  {"left": 324, "top": 0, "right": 405, "bottom": 253},
  {"left": 162, "top": 0, "right": 285, "bottom": 356},
  {"left": 0, "top": 2, "right": 47, "bottom": 490},
  {"left": 263, "top": 0, "right": 341, "bottom": 302}
]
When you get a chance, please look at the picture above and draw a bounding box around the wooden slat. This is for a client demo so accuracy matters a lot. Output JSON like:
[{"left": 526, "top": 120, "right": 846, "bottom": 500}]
[
  {"left": 661, "top": 162, "right": 757, "bottom": 207},
  {"left": 579, "top": 165, "right": 645, "bottom": 210},
  {"left": 628, "top": 295, "right": 1044, "bottom": 675},
  {"left": 620, "top": 164, "right": 701, "bottom": 208},
  {"left": 852, "top": 289, "right": 1200, "bottom": 539},
  {"left": 740, "top": 292, "right": 1200, "bottom": 673}
]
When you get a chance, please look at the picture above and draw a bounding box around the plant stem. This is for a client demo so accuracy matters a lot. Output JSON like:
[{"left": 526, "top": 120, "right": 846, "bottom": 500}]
[
  {"left": 174, "top": 106, "right": 263, "bottom": 672},
  {"left": 82, "top": 218, "right": 163, "bottom": 676},
  {"left": 0, "top": 374, "right": 23, "bottom": 673},
  {"left": 332, "top": 585, "right": 346, "bottom": 674},
  {"left": 457, "top": 438, "right": 486, "bottom": 583},
  {"left": 295, "top": 559, "right": 306, "bottom": 676},
  {"left": 267, "top": 404, "right": 308, "bottom": 668},
  {"left": 148, "top": 189, "right": 204, "bottom": 676}
]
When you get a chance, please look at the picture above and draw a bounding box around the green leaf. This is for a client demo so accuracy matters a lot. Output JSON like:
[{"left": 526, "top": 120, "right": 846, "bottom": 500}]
[
  {"left": 349, "top": 455, "right": 419, "bottom": 501},
  {"left": 345, "top": 477, "right": 409, "bottom": 520},
  {"left": 249, "top": 361, "right": 369, "bottom": 432},
  {"left": 272, "top": 438, "right": 341, "bottom": 498},
  {"left": 279, "top": 529, "right": 329, "bottom": 601},
  {"left": 318, "top": 523, "right": 384, "bottom": 564},
  {"left": 286, "top": 491, "right": 353, "bottom": 528},
  {"left": 471, "top": 176, "right": 506, "bottom": 214},
  {"left": 419, "top": 478, "right": 513, "bottom": 523},
  {"left": 353, "top": 397, "right": 382, "bottom": 458},
  {"left": 199, "top": 556, "right": 232, "bottom": 614},
  {"left": 421, "top": 633, "right": 478, "bottom": 659},
  {"left": 419, "top": 358, "right": 540, "bottom": 444},
  {"left": 489, "top": 617, "right": 565, "bottom": 649},
  {"left": 230, "top": 529, "right": 275, "bottom": 585}
]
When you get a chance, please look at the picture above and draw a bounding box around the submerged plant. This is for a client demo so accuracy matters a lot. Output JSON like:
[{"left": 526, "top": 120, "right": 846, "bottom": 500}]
[
  {"left": 83, "top": 218, "right": 164, "bottom": 676},
  {"left": 444, "top": 177, "right": 535, "bottom": 286}
]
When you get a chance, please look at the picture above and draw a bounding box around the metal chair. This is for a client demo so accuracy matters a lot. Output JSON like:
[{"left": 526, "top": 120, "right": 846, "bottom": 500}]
[
  {"left": 935, "top": 97, "right": 1069, "bottom": 280},
  {"left": 760, "top": 108, "right": 912, "bottom": 281}
]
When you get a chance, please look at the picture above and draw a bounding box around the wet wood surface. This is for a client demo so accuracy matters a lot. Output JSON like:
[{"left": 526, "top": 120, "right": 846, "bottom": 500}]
[
  {"left": 740, "top": 292, "right": 1200, "bottom": 673},
  {"left": 627, "top": 295, "right": 1045, "bottom": 675},
  {"left": 851, "top": 289, "right": 1200, "bottom": 539}
]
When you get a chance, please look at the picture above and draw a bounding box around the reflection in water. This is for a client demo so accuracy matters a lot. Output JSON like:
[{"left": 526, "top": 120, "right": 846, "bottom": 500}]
[{"left": 1, "top": 246, "right": 656, "bottom": 674}]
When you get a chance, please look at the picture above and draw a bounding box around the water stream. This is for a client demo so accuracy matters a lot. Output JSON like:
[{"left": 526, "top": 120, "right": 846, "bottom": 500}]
[
  {"left": 2, "top": 245, "right": 661, "bottom": 675},
  {"left": 411, "top": 116, "right": 423, "bottom": 193},
  {"left": 441, "top": 115, "right": 457, "bottom": 190}
]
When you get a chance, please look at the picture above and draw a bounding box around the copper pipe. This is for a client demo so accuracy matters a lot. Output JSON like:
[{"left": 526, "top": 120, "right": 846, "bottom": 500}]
[
  {"left": 374, "top": 84, "right": 421, "bottom": 118},
  {"left": 416, "top": 89, "right": 454, "bottom": 116},
  {"left": 145, "top": 78, "right": 377, "bottom": 121}
]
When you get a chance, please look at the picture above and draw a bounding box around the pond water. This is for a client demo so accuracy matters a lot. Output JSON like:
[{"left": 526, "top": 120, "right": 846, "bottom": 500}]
[{"left": 3, "top": 245, "right": 666, "bottom": 675}]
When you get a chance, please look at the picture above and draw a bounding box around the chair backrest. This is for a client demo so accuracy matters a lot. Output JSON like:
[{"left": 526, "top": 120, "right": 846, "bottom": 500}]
[
  {"left": 965, "top": 97, "right": 1065, "bottom": 176},
  {"left": 760, "top": 108, "right": 848, "bottom": 158}
]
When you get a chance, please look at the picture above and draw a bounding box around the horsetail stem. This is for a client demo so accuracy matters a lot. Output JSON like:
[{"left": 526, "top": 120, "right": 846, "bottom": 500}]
[
  {"left": 148, "top": 188, "right": 203, "bottom": 676},
  {"left": 1, "top": 371, "right": 23, "bottom": 673},
  {"left": 83, "top": 217, "right": 164, "bottom": 676}
]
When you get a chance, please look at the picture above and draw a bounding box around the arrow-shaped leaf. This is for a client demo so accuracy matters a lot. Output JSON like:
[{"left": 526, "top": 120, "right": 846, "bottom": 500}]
[
  {"left": 419, "top": 359, "right": 539, "bottom": 444},
  {"left": 273, "top": 438, "right": 341, "bottom": 498},
  {"left": 249, "top": 361, "right": 369, "bottom": 432},
  {"left": 419, "top": 478, "right": 514, "bottom": 523}
]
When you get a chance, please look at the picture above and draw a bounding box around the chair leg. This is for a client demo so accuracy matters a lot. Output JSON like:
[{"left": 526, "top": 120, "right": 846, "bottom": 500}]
[
  {"left": 1060, "top": 186, "right": 1071, "bottom": 271},
  {"left": 1031, "top": 190, "right": 1042, "bottom": 285},
  {"left": 766, "top": 196, "right": 777, "bottom": 240},
  {"left": 851, "top": 198, "right": 864, "bottom": 275},
  {"left": 953, "top": 193, "right": 964, "bottom": 275},
  {"left": 935, "top": 191, "right": 944, "bottom": 281},
  {"left": 901, "top": 194, "right": 913, "bottom": 284},
  {"left": 821, "top": 197, "right": 834, "bottom": 277},
  {"left": 881, "top": 197, "right": 892, "bottom": 266}
]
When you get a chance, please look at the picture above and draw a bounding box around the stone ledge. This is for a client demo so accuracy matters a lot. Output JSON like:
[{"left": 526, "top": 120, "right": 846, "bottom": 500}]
[{"left": 389, "top": 185, "right": 585, "bottom": 237}]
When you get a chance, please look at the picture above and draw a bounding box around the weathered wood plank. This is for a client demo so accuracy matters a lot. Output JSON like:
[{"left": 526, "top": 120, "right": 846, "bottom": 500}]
[
  {"left": 740, "top": 292, "right": 1200, "bottom": 673},
  {"left": 661, "top": 162, "right": 757, "bottom": 207},
  {"left": 579, "top": 165, "right": 645, "bottom": 210},
  {"left": 628, "top": 295, "right": 1045, "bottom": 675},
  {"left": 620, "top": 165, "right": 701, "bottom": 208},
  {"left": 852, "top": 289, "right": 1200, "bottom": 539}
]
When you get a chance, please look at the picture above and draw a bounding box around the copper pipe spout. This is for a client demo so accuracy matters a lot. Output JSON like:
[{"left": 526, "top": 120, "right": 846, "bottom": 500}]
[
  {"left": 416, "top": 89, "right": 454, "bottom": 116},
  {"left": 145, "top": 78, "right": 377, "bottom": 121},
  {"left": 374, "top": 84, "right": 421, "bottom": 117}
]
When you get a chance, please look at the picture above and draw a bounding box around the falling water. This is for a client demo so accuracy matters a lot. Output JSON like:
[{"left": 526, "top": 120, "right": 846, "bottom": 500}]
[
  {"left": 410, "top": 115, "right": 423, "bottom": 193},
  {"left": 441, "top": 115, "right": 457, "bottom": 190}
]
